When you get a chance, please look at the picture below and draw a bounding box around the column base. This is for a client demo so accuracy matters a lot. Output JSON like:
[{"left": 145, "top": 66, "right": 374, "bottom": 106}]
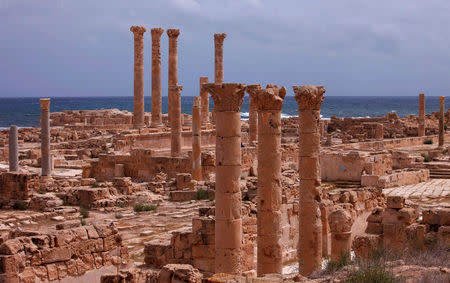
[{"left": 150, "top": 122, "right": 163, "bottom": 128}]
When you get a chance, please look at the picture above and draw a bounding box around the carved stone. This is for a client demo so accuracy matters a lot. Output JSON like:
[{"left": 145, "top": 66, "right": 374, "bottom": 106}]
[
  {"left": 130, "top": 26, "right": 146, "bottom": 128},
  {"left": 329, "top": 209, "right": 354, "bottom": 262},
  {"left": 200, "top": 77, "right": 210, "bottom": 125},
  {"left": 151, "top": 28, "right": 164, "bottom": 127}
]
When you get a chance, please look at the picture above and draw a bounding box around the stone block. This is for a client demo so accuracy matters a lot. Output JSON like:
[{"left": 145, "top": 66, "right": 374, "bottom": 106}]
[{"left": 386, "top": 196, "right": 405, "bottom": 209}]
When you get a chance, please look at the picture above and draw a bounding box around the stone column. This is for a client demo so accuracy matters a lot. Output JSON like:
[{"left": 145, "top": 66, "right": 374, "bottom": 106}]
[
  {"left": 320, "top": 203, "right": 331, "bottom": 258},
  {"left": 211, "top": 33, "right": 226, "bottom": 125},
  {"left": 418, "top": 93, "right": 425, "bottom": 136},
  {"left": 293, "top": 85, "right": 325, "bottom": 275},
  {"left": 328, "top": 209, "right": 354, "bottom": 262},
  {"left": 375, "top": 123, "right": 383, "bottom": 140},
  {"left": 151, "top": 28, "right": 164, "bottom": 127},
  {"left": 40, "top": 98, "right": 52, "bottom": 177},
  {"left": 202, "top": 83, "right": 246, "bottom": 275},
  {"left": 200, "top": 77, "right": 210, "bottom": 125},
  {"left": 192, "top": 97, "right": 202, "bottom": 181},
  {"left": 9, "top": 125, "right": 18, "bottom": 172},
  {"left": 130, "top": 26, "right": 146, "bottom": 128},
  {"left": 439, "top": 96, "right": 445, "bottom": 147},
  {"left": 170, "top": 85, "right": 182, "bottom": 157},
  {"left": 167, "top": 29, "right": 180, "bottom": 125},
  {"left": 254, "top": 85, "right": 286, "bottom": 276},
  {"left": 246, "top": 84, "right": 261, "bottom": 146}
]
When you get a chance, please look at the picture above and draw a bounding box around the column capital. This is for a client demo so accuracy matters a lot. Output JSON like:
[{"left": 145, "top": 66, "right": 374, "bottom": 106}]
[
  {"left": 167, "top": 29, "right": 180, "bottom": 39},
  {"left": 40, "top": 98, "right": 51, "bottom": 110},
  {"left": 169, "top": 85, "right": 183, "bottom": 93},
  {"left": 202, "top": 83, "right": 246, "bottom": 112},
  {"left": 439, "top": 96, "right": 445, "bottom": 104},
  {"left": 130, "top": 26, "right": 146, "bottom": 35},
  {"left": 193, "top": 96, "right": 201, "bottom": 107},
  {"left": 246, "top": 84, "right": 262, "bottom": 99},
  {"left": 293, "top": 85, "right": 325, "bottom": 110},
  {"left": 151, "top": 27, "right": 164, "bottom": 38},
  {"left": 254, "top": 85, "right": 286, "bottom": 111},
  {"left": 214, "top": 33, "right": 227, "bottom": 44}
]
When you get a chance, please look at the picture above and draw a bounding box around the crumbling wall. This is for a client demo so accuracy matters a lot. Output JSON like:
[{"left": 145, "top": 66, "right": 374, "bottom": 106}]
[{"left": 0, "top": 172, "right": 39, "bottom": 207}]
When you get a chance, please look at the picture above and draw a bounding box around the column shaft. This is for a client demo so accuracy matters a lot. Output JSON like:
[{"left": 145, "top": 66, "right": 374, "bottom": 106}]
[
  {"left": 192, "top": 97, "right": 202, "bottom": 181},
  {"left": 130, "top": 26, "right": 146, "bottom": 128},
  {"left": 418, "top": 93, "right": 425, "bottom": 136},
  {"left": 167, "top": 29, "right": 180, "bottom": 125},
  {"left": 151, "top": 28, "right": 164, "bottom": 127},
  {"left": 40, "top": 99, "right": 51, "bottom": 177},
  {"left": 170, "top": 85, "right": 182, "bottom": 157},
  {"left": 200, "top": 77, "right": 209, "bottom": 125},
  {"left": 249, "top": 95, "right": 258, "bottom": 145},
  {"left": 9, "top": 125, "right": 18, "bottom": 172},
  {"left": 439, "top": 96, "right": 445, "bottom": 147}
]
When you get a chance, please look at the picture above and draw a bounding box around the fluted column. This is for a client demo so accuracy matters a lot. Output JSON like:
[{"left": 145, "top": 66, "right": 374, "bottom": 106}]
[
  {"left": 170, "top": 85, "right": 182, "bottom": 157},
  {"left": 192, "top": 97, "right": 202, "bottom": 181},
  {"left": 151, "top": 28, "right": 164, "bottom": 127},
  {"left": 439, "top": 96, "right": 445, "bottom": 147},
  {"left": 9, "top": 125, "right": 18, "bottom": 172},
  {"left": 202, "top": 83, "right": 246, "bottom": 275},
  {"left": 254, "top": 85, "right": 286, "bottom": 276},
  {"left": 329, "top": 209, "right": 354, "bottom": 262},
  {"left": 200, "top": 77, "right": 210, "bottom": 125},
  {"left": 40, "top": 98, "right": 51, "bottom": 177},
  {"left": 293, "top": 85, "right": 325, "bottom": 275},
  {"left": 418, "top": 93, "right": 425, "bottom": 136},
  {"left": 167, "top": 29, "right": 180, "bottom": 125},
  {"left": 130, "top": 26, "right": 146, "bottom": 128},
  {"left": 246, "top": 84, "right": 261, "bottom": 146}
]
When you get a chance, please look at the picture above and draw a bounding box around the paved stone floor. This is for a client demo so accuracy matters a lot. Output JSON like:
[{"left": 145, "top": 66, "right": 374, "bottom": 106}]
[{"left": 383, "top": 179, "right": 450, "bottom": 207}]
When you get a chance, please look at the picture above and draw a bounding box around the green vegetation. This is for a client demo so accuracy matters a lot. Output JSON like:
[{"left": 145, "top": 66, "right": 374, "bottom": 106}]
[
  {"left": 423, "top": 139, "right": 433, "bottom": 145},
  {"left": 421, "top": 153, "right": 432, "bottom": 162},
  {"left": 12, "top": 201, "right": 27, "bottom": 210},
  {"left": 325, "top": 253, "right": 352, "bottom": 273},
  {"left": 79, "top": 206, "right": 89, "bottom": 218},
  {"left": 197, "top": 189, "right": 209, "bottom": 200},
  {"left": 133, "top": 203, "right": 157, "bottom": 212},
  {"left": 91, "top": 182, "right": 100, "bottom": 188}
]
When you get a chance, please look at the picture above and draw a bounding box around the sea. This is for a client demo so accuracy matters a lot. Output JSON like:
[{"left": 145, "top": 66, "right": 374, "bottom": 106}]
[{"left": 0, "top": 96, "right": 446, "bottom": 128}]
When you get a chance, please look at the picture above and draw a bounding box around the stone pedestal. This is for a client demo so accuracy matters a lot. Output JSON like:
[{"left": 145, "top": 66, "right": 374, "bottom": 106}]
[
  {"left": 293, "top": 85, "right": 325, "bottom": 275},
  {"left": 418, "top": 93, "right": 425, "bottom": 136},
  {"left": 40, "top": 98, "right": 52, "bottom": 177},
  {"left": 439, "top": 96, "right": 445, "bottom": 147},
  {"left": 200, "top": 77, "right": 210, "bottom": 125},
  {"left": 9, "top": 125, "right": 18, "bottom": 172},
  {"left": 329, "top": 209, "right": 354, "bottom": 262},
  {"left": 246, "top": 84, "right": 261, "bottom": 146},
  {"left": 202, "top": 83, "right": 246, "bottom": 275},
  {"left": 254, "top": 85, "right": 286, "bottom": 276},
  {"left": 167, "top": 29, "right": 180, "bottom": 125},
  {"left": 151, "top": 28, "right": 164, "bottom": 127},
  {"left": 130, "top": 26, "right": 146, "bottom": 128},
  {"left": 170, "top": 85, "right": 182, "bottom": 157},
  {"left": 375, "top": 123, "right": 383, "bottom": 140},
  {"left": 192, "top": 97, "right": 202, "bottom": 181}
]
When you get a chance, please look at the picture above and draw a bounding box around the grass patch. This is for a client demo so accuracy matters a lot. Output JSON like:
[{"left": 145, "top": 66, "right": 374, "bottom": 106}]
[
  {"left": 12, "top": 201, "right": 27, "bottom": 210},
  {"left": 115, "top": 202, "right": 126, "bottom": 208},
  {"left": 326, "top": 253, "right": 352, "bottom": 273},
  {"left": 133, "top": 203, "right": 157, "bottom": 212},
  {"left": 115, "top": 213, "right": 123, "bottom": 219},
  {"left": 80, "top": 219, "right": 86, "bottom": 226},
  {"left": 345, "top": 263, "right": 398, "bottom": 283},
  {"left": 421, "top": 153, "right": 432, "bottom": 162},
  {"left": 91, "top": 182, "right": 100, "bottom": 188},
  {"left": 197, "top": 189, "right": 209, "bottom": 200},
  {"left": 79, "top": 206, "right": 89, "bottom": 218},
  {"left": 423, "top": 139, "right": 433, "bottom": 145},
  {"left": 37, "top": 189, "right": 46, "bottom": 194}
]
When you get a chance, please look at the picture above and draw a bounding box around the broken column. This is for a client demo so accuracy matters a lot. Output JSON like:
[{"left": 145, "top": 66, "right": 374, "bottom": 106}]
[
  {"left": 167, "top": 29, "right": 180, "bottom": 124},
  {"left": 130, "top": 26, "right": 146, "bottom": 128},
  {"left": 329, "top": 209, "right": 354, "bottom": 262},
  {"left": 246, "top": 84, "right": 261, "bottom": 146},
  {"left": 151, "top": 27, "right": 164, "bottom": 127},
  {"left": 293, "top": 85, "right": 325, "bottom": 275},
  {"left": 9, "top": 125, "right": 18, "bottom": 172},
  {"left": 40, "top": 98, "right": 52, "bottom": 177},
  {"left": 418, "top": 93, "right": 425, "bottom": 136},
  {"left": 200, "top": 77, "right": 210, "bottom": 125},
  {"left": 192, "top": 96, "right": 202, "bottom": 181},
  {"left": 439, "top": 96, "right": 445, "bottom": 148},
  {"left": 170, "top": 85, "right": 182, "bottom": 157},
  {"left": 211, "top": 33, "right": 226, "bottom": 124},
  {"left": 254, "top": 85, "right": 286, "bottom": 276},
  {"left": 202, "top": 83, "right": 246, "bottom": 275},
  {"left": 375, "top": 123, "right": 383, "bottom": 140}
]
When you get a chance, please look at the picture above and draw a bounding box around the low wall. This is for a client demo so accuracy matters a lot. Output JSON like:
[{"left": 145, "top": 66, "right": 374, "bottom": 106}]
[{"left": 361, "top": 169, "right": 430, "bottom": 188}]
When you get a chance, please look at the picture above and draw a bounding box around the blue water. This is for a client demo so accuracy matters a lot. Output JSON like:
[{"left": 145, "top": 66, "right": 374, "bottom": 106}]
[{"left": 0, "top": 96, "right": 446, "bottom": 128}]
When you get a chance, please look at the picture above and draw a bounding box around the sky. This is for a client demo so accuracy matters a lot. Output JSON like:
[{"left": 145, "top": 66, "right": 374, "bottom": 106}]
[{"left": 1, "top": 0, "right": 450, "bottom": 97}]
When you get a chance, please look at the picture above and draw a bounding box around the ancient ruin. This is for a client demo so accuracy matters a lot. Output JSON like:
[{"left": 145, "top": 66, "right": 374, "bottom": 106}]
[{"left": 0, "top": 26, "right": 449, "bottom": 283}]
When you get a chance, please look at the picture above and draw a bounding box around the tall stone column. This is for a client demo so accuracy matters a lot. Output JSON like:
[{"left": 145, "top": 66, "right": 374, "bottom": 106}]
[
  {"left": 151, "top": 28, "right": 164, "bottom": 127},
  {"left": 170, "top": 85, "right": 182, "bottom": 157},
  {"left": 167, "top": 29, "right": 180, "bottom": 125},
  {"left": 200, "top": 77, "right": 210, "bottom": 125},
  {"left": 192, "top": 97, "right": 202, "bottom": 181},
  {"left": 211, "top": 33, "right": 226, "bottom": 125},
  {"left": 329, "top": 209, "right": 354, "bottom": 262},
  {"left": 293, "top": 85, "right": 325, "bottom": 275},
  {"left": 439, "top": 96, "right": 445, "bottom": 147},
  {"left": 9, "top": 125, "right": 18, "bottom": 172},
  {"left": 246, "top": 84, "right": 261, "bottom": 146},
  {"left": 418, "top": 93, "right": 425, "bottom": 136},
  {"left": 254, "top": 85, "right": 286, "bottom": 276},
  {"left": 202, "top": 83, "right": 246, "bottom": 275},
  {"left": 40, "top": 98, "right": 52, "bottom": 177},
  {"left": 130, "top": 26, "right": 146, "bottom": 128}
]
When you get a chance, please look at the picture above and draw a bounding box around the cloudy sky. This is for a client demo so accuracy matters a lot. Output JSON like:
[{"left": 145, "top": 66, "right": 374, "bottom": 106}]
[{"left": 1, "top": 0, "right": 450, "bottom": 97}]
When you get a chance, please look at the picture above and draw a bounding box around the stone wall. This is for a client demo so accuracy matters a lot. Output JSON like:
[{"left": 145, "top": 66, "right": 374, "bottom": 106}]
[
  {"left": 0, "top": 172, "right": 39, "bottom": 207},
  {"left": 50, "top": 109, "right": 133, "bottom": 126},
  {"left": 0, "top": 223, "right": 129, "bottom": 282},
  {"left": 361, "top": 169, "right": 430, "bottom": 188}
]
